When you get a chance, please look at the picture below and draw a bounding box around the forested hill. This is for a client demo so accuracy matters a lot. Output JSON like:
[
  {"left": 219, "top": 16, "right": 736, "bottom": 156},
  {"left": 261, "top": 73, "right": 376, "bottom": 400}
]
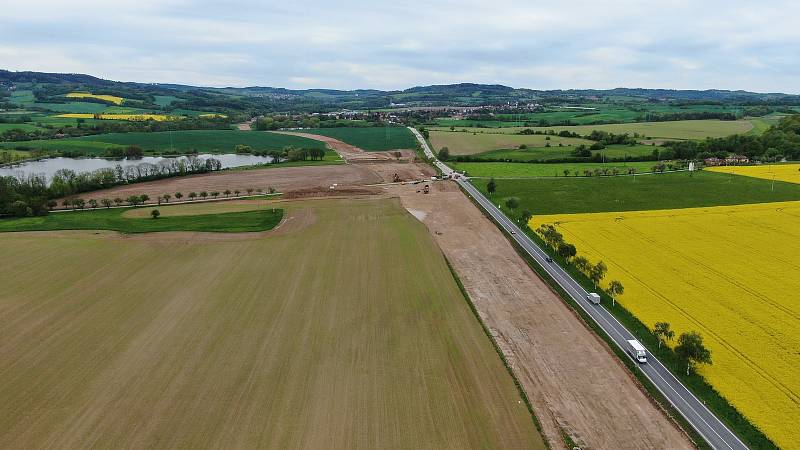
[{"left": 2, "top": 69, "right": 800, "bottom": 112}]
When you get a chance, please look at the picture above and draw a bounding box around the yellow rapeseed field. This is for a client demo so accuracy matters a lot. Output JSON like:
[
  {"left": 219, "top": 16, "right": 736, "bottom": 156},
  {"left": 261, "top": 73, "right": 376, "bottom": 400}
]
[
  {"left": 65, "top": 92, "right": 124, "bottom": 105},
  {"left": 56, "top": 113, "right": 173, "bottom": 121},
  {"left": 199, "top": 113, "right": 227, "bottom": 119},
  {"left": 708, "top": 163, "right": 800, "bottom": 185},
  {"left": 533, "top": 202, "right": 800, "bottom": 448}
]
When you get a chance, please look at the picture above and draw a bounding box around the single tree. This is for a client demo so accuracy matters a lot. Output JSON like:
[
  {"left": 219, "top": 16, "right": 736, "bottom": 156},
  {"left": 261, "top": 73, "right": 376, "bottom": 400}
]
[
  {"left": 211, "top": 191, "right": 220, "bottom": 199},
  {"left": 234, "top": 189, "right": 241, "bottom": 197},
  {"left": 521, "top": 209, "right": 533, "bottom": 224},
  {"left": 151, "top": 209, "right": 161, "bottom": 219},
  {"left": 247, "top": 188, "right": 254, "bottom": 195},
  {"left": 175, "top": 192, "right": 183, "bottom": 201},
  {"left": 140, "top": 194, "right": 150, "bottom": 204},
  {"left": 200, "top": 191, "right": 208, "bottom": 200},
  {"left": 163, "top": 194, "right": 171, "bottom": 203},
  {"left": 46, "top": 199, "right": 58, "bottom": 210},
  {"left": 607, "top": 280, "right": 624, "bottom": 306},
  {"left": 73, "top": 198, "right": 85, "bottom": 209},
  {"left": 653, "top": 322, "right": 675, "bottom": 349},
  {"left": 113, "top": 197, "right": 123, "bottom": 206},
  {"left": 487, "top": 178, "right": 497, "bottom": 195},
  {"left": 62, "top": 198, "right": 72, "bottom": 209},
  {"left": 188, "top": 192, "right": 197, "bottom": 201},
  {"left": 101, "top": 198, "right": 113, "bottom": 208},
  {"left": 573, "top": 256, "right": 590, "bottom": 274},
  {"left": 126, "top": 196, "right": 139, "bottom": 206},
  {"left": 505, "top": 197, "right": 520, "bottom": 210},
  {"left": 438, "top": 147, "right": 450, "bottom": 161},
  {"left": 88, "top": 199, "right": 98, "bottom": 209},
  {"left": 224, "top": 189, "right": 232, "bottom": 197},
  {"left": 268, "top": 186, "right": 276, "bottom": 194},
  {"left": 557, "top": 242, "right": 577, "bottom": 260},
  {"left": 675, "top": 331, "right": 712, "bottom": 375},
  {"left": 589, "top": 260, "right": 607, "bottom": 287}
]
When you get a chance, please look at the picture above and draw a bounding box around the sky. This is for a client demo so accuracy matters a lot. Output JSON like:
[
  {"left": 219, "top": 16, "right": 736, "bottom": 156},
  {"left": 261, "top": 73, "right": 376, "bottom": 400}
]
[{"left": 1, "top": 0, "right": 798, "bottom": 92}]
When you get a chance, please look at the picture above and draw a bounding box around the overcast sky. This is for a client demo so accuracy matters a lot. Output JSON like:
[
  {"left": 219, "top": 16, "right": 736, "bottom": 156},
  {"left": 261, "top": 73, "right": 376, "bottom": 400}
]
[{"left": 1, "top": 0, "right": 798, "bottom": 92}]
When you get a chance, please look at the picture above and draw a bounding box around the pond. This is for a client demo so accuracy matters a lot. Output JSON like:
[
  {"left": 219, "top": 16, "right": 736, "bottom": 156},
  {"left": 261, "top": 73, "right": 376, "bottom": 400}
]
[{"left": 0, "top": 154, "right": 275, "bottom": 182}]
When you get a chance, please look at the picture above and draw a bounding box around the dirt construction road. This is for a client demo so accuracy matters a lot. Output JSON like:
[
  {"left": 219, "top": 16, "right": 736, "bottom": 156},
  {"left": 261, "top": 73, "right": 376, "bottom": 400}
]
[
  {"left": 390, "top": 181, "right": 692, "bottom": 450},
  {"left": 73, "top": 164, "right": 383, "bottom": 203}
]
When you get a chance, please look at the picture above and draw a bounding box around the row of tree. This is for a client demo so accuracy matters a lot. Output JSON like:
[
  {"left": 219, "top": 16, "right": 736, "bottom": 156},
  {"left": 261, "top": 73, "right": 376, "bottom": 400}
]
[
  {"left": 537, "top": 218, "right": 714, "bottom": 374},
  {"left": 536, "top": 219, "right": 714, "bottom": 374},
  {"left": 60, "top": 186, "right": 279, "bottom": 211},
  {"left": 49, "top": 156, "right": 222, "bottom": 199},
  {"left": 1, "top": 156, "right": 224, "bottom": 217}
]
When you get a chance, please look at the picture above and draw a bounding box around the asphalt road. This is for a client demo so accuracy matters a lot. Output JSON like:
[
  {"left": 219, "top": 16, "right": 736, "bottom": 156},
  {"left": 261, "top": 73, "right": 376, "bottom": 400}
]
[{"left": 409, "top": 127, "right": 749, "bottom": 450}]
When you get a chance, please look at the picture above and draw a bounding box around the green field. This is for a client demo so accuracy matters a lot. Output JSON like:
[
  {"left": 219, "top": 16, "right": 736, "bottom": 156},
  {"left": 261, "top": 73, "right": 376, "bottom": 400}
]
[
  {"left": 461, "top": 144, "right": 656, "bottom": 162},
  {"left": 154, "top": 95, "right": 179, "bottom": 106},
  {"left": 430, "top": 119, "right": 754, "bottom": 141},
  {"left": 474, "top": 170, "right": 800, "bottom": 215},
  {"left": 0, "top": 123, "right": 45, "bottom": 132},
  {"left": 429, "top": 130, "right": 592, "bottom": 155},
  {"left": 450, "top": 161, "right": 662, "bottom": 178},
  {"left": 0, "top": 206, "right": 284, "bottom": 233},
  {"left": 300, "top": 127, "right": 418, "bottom": 151},
  {"left": 0, "top": 198, "right": 544, "bottom": 449},
  {"left": 0, "top": 130, "right": 326, "bottom": 154},
  {"left": 433, "top": 104, "right": 745, "bottom": 128}
]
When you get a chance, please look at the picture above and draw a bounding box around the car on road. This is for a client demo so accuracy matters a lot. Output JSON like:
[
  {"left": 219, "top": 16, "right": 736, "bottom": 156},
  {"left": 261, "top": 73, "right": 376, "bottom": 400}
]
[
  {"left": 511, "top": 230, "right": 516, "bottom": 234},
  {"left": 587, "top": 292, "right": 601, "bottom": 304},
  {"left": 545, "top": 256, "right": 553, "bottom": 263}
]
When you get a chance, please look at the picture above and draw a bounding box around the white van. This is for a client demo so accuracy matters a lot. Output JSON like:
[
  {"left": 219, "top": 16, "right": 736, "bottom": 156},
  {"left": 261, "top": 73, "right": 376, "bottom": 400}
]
[{"left": 586, "top": 292, "right": 601, "bottom": 304}]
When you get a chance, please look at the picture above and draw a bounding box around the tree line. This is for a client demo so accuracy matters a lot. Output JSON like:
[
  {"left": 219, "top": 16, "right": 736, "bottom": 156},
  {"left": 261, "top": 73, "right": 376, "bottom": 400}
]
[
  {"left": 663, "top": 115, "right": 800, "bottom": 161},
  {"left": 1, "top": 156, "right": 222, "bottom": 217},
  {"left": 535, "top": 218, "right": 713, "bottom": 375}
]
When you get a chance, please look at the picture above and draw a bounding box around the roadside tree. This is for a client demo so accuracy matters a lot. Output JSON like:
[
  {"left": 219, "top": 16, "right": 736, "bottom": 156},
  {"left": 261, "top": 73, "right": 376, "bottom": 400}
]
[
  {"left": 653, "top": 322, "right": 675, "bottom": 348},
  {"left": 675, "top": 331, "right": 712, "bottom": 375},
  {"left": 607, "top": 280, "right": 624, "bottom": 306}
]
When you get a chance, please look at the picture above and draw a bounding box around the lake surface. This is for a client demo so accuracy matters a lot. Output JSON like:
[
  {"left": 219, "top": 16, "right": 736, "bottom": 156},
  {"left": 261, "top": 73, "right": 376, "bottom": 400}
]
[{"left": 0, "top": 154, "right": 274, "bottom": 181}]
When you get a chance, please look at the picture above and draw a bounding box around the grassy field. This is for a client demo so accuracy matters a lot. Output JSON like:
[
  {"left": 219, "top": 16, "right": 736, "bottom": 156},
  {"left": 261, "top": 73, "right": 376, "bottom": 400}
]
[
  {"left": 0, "top": 130, "right": 326, "bottom": 154},
  {"left": 434, "top": 105, "right": 746, "bottom": 128},
  {"left": 153, "top": 95, "right": 178, "bottom": 106},
  {"left": 533, "top": 202, "right": 800, "bottom": 448},
  {"left": 429, "top": 130, "right": 592, "bottom": 155},
  {"left": 0, "top": 206, "right": 284, "bottom": 233},
  {"left": 55, "top": 113, "right": 173, "bottom": 121},
  {"left": 449, "top": 161, "right": 661, "bottom": 178},
  {"left": 0, "top": 123, "right": 44, "bottom": 132},
  {"left": 708, "top": 163, "right": 800, "bottom": 184},
  {"left": 0, "top": 198, "right": 544, "bottom": 449},
  {"left": 430, "top": 119, "right": 754, "bottom": 141},
  {"left": 300, "top": 127, "right": 418, "bottom": 151},
  {"left": 474, "top": 170, "right": 800, "bottom": 215},
  {"left": 461, "top": 144, "right": 657, "bottom": 162}
]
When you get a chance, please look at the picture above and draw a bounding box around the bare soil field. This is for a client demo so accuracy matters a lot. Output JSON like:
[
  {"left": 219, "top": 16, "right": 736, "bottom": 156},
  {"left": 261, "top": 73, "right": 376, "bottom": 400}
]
[
  {"left": 0, "top": 198, "right": 545, "bottom": 449},
  {"left": 71, "top": 164, "right": 382, "bottom": 204},
  {"left": 274, "top": 131, "right": 417, "bottom": 163},
  {"left": 389, "top": 181, "right": 692, "bottom": 449}
]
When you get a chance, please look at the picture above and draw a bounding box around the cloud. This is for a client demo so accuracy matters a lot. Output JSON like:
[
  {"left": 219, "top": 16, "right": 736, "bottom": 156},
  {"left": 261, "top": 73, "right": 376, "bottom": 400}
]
[{"left": 0, "top": 0, "right": 798, "bottom": 92}]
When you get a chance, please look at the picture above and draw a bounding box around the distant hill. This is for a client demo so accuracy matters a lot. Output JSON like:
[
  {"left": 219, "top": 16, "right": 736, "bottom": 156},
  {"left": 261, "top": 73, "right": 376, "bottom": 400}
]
[{"left": 2, "top": 69, "right": 800, "bottom": 113}]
